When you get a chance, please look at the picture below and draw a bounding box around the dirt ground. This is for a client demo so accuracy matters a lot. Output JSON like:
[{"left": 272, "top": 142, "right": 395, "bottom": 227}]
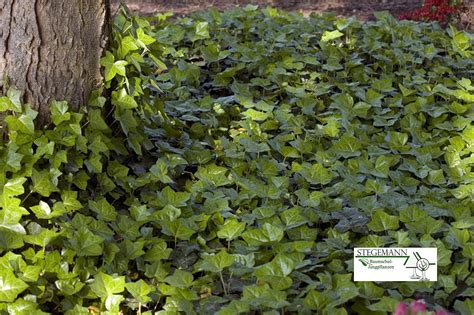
[
  {"left": 111, "top": 0, "right": 473, "bottom": 26},
  {"left": 111, "top": 0, "right": 419, "bottom": 20}
]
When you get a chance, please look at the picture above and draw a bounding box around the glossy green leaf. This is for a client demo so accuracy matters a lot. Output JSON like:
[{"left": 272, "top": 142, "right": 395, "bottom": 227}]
[
  {"left": 90, "top": 272, "right": 125, "bottom": 298},
  {"left": 242, "top": 223, "right": 284, "bottom": 246},
  {"left": 0, "top": 269, "right": 29, "bottom": 302}
]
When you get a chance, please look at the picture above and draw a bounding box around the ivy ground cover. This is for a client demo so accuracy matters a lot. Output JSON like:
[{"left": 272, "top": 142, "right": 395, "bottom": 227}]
[{"left": 0, "top": 6, "right": 473, "bottom": 314}]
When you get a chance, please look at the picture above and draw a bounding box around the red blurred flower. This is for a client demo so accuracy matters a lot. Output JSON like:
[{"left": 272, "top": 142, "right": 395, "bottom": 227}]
[
  {"left": 397, "top": 0, "right": 464, "bottom": 25},
  {"left": 410, "top": 300, "right": 427, "bottom": 313},
  {"left": 394, "top": 302, "right": 409, "bottom": 315}
]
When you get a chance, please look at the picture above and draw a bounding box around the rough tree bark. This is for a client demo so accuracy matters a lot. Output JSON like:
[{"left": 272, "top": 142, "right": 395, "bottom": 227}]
[{"left": 0, "top": 0, "right": 110, "bottom": 125}]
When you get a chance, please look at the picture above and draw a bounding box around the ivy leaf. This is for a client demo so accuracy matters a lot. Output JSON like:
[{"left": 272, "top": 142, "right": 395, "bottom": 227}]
[
  {"left": 299, "top": 163, "right": 334, "bottom": 185},
  {"left": 242, "top": 108, "right": 270, "bottom": 121},
  {"left": 0, "top": 269, "right": 29, "bottom": 302},
  {"left": 90, "top": 272, "right": 125, "bottom": 298},
  {"left": 367, "top": 210, "right": 399, "bottom": 232},
  {"left": 70, "top": 227, "right": 104, "bottom": 256},
  {"left": 155, "top": 186, "right": 190, "bottom": 208},
  {"left": 0, "top": 88, "right": 22, "bottom": 112},
  {"left": 304, "top": 290, "right": 331, "bottom": 310},
  {"left": 242, "top": 223, "right": 284, "bottom": 246},
  {"left": 89, "top": 198, "right": 117, "bottom": 221},
  {"left": 321, "top": 30, "right": 344, "bottom": 42},
  {"left": 280, "top": 208, "right": 308, "bottom": 229},
  {"left": 2, "top": 177, "right": 27, "bottom": 199},
  {"left": 61, "top": 191, "right": 83, "bottom": 211},
  {"left": 125, "top": 279, "right": 152, "bottom": 304},
  {"left": 119, "top": 36, "right": 139, "bottom": 57},
  {"left": 195, "top": 164, "right": 232, "bottom": 187},
  {"left": 6, "top": 147, "right": 23, "bottom": 171},
  {"left": 164, "top": 269, "right": 194, "bottom": 288},
  {"left": 194, "top": 22, "right": 210, "bottom": 40},
  {"left": 31, "top": 168, "right": 58, "bottom": 197},
  {"left": 160, "top": 218, "right": 196, "bottom": 241},
  {"left": 367, "top": 296, "right": 399, "bottom": 312},
  {"left": 216, "top": 300, "right": 250, "bottom": 315},
  {"left": 357, "top": 282, "right": 384, "bottom": 300},
  {"left": 111, "top": 88, "right": 138, "bottom": 109},
  {"left": 253, "top": 254, "right": 297, "bottom": 278},
  {"left": 24, "top": 227, "right": 61, "bottom": 247},
  {"left": 198, "top": 250, "right": 235, "bottom": 273},
  {"left": 217, "top": 219, "right": 246, "bottom": 241},
  {"left": 50, "top": 100, "right": 71, "bottom": 125},
  {"left": 150, "top": 159, "right": 174, "bottom": 184},
  {"left": 7, "top": 298, "right": 46, "bottom": 314},
  {"left": 137, "top": 28, "right": 156, "bottom": 46},
  {"left": 242, "top": 283, "right": 290, "bottom": 309},
  {"left": 331, "top": 134, "right": 362, "bottom": 158},
  {"left": 105, "top": 294, "right": 124, "bottom": 312}
]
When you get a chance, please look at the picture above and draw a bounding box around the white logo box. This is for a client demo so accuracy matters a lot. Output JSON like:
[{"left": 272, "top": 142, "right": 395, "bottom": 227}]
[{"left": 354, "top": 248, "right": 437, "bottom": 282}]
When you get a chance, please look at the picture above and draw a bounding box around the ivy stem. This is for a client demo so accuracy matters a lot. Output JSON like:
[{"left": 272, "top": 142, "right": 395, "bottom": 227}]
[
  {"left": 21, "top": 191, "right": 32, "bottom": 204},
  {"left": 219, "top": 271, "right": 228, "bottom": 295}
]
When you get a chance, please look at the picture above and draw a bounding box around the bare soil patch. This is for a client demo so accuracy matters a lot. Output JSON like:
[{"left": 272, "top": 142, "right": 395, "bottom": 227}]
[{"left": 112, "top": 0, "right": 422, "bottom": 20}]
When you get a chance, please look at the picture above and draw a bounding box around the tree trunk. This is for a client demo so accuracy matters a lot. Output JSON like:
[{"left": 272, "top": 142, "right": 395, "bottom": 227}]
[{"left": 0, "top": 0, "right": 109, "bottom": 125}]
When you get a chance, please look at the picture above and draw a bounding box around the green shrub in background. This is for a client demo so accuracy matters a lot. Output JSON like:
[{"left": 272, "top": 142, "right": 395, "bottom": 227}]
[{"left": 0, "top": 6, "right": 473, "bottom": 314}]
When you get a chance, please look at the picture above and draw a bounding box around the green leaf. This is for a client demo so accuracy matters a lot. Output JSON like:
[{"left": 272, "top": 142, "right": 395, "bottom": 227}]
[
  {"left": 2, "top": 177, "right": 27, "bottom": 198},
  {"left": 137, "top": 28, "right": 156, "bottom": 46},
  {"left": 321, "top": 30, "right": 344, "bottom": 42},
  {"left": 31, "top": 168, "right": 58, "bottom": 197},
  {"left": 89, "top": 198, "right": 117, "bottom": 221},
  {"left": 216, "top": 300, "right": 250, "bottom": 315},
  {"left": 5, "top": 107, "right": 38, "bottom": 134},
  {"left": 428, "top": 170, "right": 446, "bottom": 186},
  {"left": 105, "top": 294, "right": 124, "bottom": 312},
  {"left": 150, "top": 159, "right": 173, "bottom": 183},
  {"left": 160, "top": 218, "right": 196, "bottom": 241},
  {"left": 242, "top": 283, "right": 290, "bottom": 309},
  {"left": 0, "top": 88, "right": 23, "bottom": 112},
  {"left": 199, "top": 250, "right": 235, "bottom": 273},
  {"left": 61, "top": 190, "right": 83, "bottom": 211},
  {"left": 254, "top": 254, "right": 297, "bottom": 278},
  {"left": 367, "top": 210, "right": 399, "bottom": 232},
  {"left": 242, "top": 223, "right": 284, "bottom": 246},
  {"left": 111, "top": 88, "right": 138, "bottom": 109},
  {"left": 125, "top": 279, "right": 152, "bottom": 304},
  {"left": 164, "top": 269, "right": 194, "bottom": 288},
  {"left": 119, "top": 36, "right": 139, "bottom": 57},
  {"left": 6, "top": 147, "right": 23, "bottom": 171},
  {"left": 70, "top": 227, "right": 104, "bottom": 256},
  {"left": 217, "top": 219, "right": 246, "bottom": 241},
  {"left": 195, "top": 164, "right": 232, "bottom": 187},
  {"left": 304, "top": 290, "right": 331, "bottom": 310},
  {"left": 357, "top": 282, "right": 384, "bottom": 300},
  {"left": 372, "top": 156, "right": 398, "bottom": 178},
  {"left": 242, "top": 108, "right": 270, "bottom": 121},
  {"left": 399, "top": 205, "right": 428, "bottom": 223},
  {"left": 50, "top": 100, "right": 71, "bottom": 125},
  {"left": 299, "top": 163, "right": 334, "bottom": 185},
  {"left": 194, "top": 22, "right": 210, "bottom": 40},
  {"left": 90, "top": 272, "right": 125, "bottom": 298},
  {"left": 0, "top": 268, "right": 29, "bottom": 302},
  {"left": 331, "top": 134, "right": 362, "bottom": 158},
  {"left": 280, "top": 208, "right": 308, "bottom": 229},
  {"left": 367, "top": 296, "right": 399, "bottom": 312},
  {"left": 7, "top": 298, "right": 48, "bottom": 314},
  {"left": 24, "top": 227, "right": 61, "bottom": 247}
]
